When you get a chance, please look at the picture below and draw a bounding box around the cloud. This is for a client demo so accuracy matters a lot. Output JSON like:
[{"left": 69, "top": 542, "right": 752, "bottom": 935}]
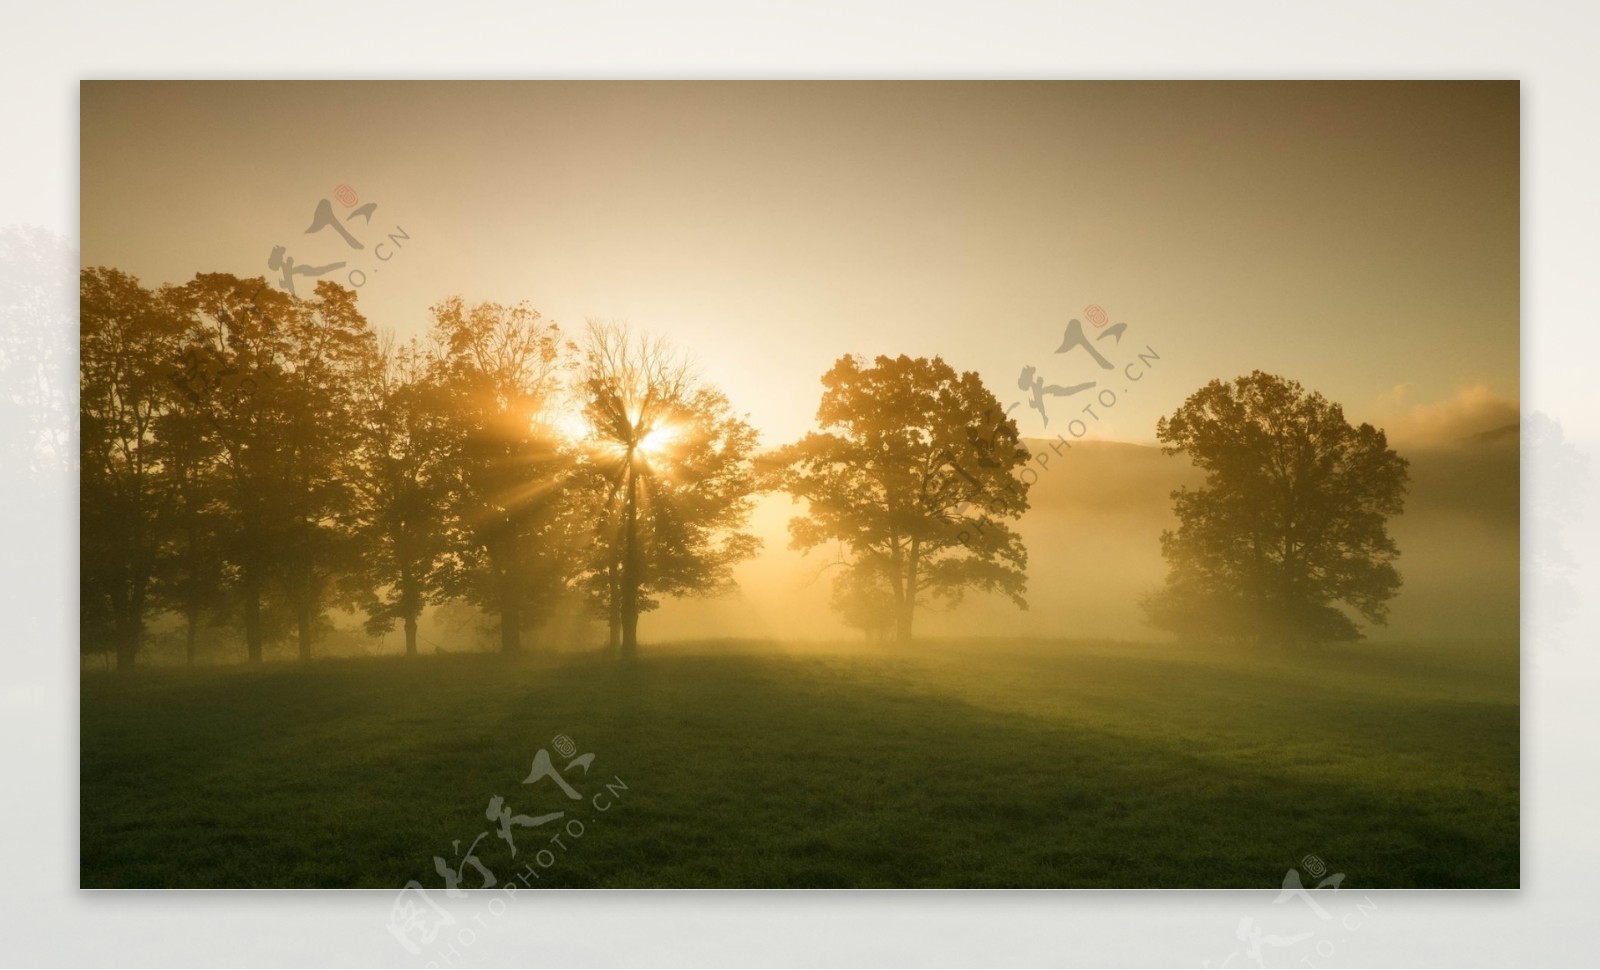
[{"left": 1378, "top": 384, "right": 1520, "bottom": 446}]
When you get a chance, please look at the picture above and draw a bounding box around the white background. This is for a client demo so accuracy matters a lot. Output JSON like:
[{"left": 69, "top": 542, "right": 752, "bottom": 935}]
[{"left": 3, "top": 2, "right": 1597, "bottom": 966}]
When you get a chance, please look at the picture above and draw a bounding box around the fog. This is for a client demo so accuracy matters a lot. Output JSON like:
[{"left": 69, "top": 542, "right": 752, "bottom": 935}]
[
  {"left": 118, "top": 419, "right": 1517, "bottom": 668},
  {"left": 646, "top": 428, "right": 1518, "bottom": 646},
  {"left": 458, "top": 433, "right": 1516, "bottom": 653}
]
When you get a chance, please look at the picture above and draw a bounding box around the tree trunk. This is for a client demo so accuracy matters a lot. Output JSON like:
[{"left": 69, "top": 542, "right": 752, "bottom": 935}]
[
  {"left": 109, "top": 574, "right": 143, "bottom": 671},
  {"left": 500, "top": 565, "right": 521, "bottom": 655},
  {"left": 620, "top": 461, "right": 641, "bottom": 660},
  {"left": 904, "top": 540, "right": 919, "bottom": 642},
  {"left": 606, "top": 560, "right": 621, "bottom": 653},
  {"left": 888, "top": 538, "right": 911, "bottom": 643},
  {"left": 180, "top": 508, "right": 203, "bottom": 668},
  {"left": 893, "top": 540, "right": 919, "bottom": 643},
  {"left": 487, "top": 533, "right": 523, "bottom": 654},
  {"left": 895, "top": 604, "right": 914, "bottom": 642},
  {"left": 621, "top": 608, "right": 640, "bottom": 659},
  {"left": 400, "top": 566, "right": 419, "bottom": 656}
]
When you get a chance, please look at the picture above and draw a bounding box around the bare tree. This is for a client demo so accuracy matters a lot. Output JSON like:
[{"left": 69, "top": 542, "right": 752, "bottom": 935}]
[{"left": 578, "top": 321, "right": 761, "bottom": 658}]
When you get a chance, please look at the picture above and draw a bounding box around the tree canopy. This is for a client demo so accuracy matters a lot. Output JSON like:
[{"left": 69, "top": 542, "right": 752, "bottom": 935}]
[
  {"left": 1146, "top": 370, "right": 1410, "bottom": 644},
  {"left": 776, "top": 354, "right": 1032, "bottom": 641},
  {"left": 80, "top": 267, "right": 179, "bottom": 668},
  {"left": 576, "top": 322, "right": 762, "bottom": 657},
  {"left": 423, "top": 297, "right": 578, "bottom": 655},
  {"left": 79, "top": 269, "right": 764, "bottom": 666}
]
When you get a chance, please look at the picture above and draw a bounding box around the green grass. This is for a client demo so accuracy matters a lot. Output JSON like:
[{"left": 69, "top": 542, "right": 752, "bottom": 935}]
[{"left": 80, "top": 637, "right": 1518, "bottom": 888}]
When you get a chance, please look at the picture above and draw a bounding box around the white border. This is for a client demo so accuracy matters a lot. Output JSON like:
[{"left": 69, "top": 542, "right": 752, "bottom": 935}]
[{"left": 6, "top": 2, "right": 1599, "bottom": 965}]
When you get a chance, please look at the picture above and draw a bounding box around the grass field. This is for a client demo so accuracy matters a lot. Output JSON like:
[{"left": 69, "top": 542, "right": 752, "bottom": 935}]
[{"left": 79, "top": 638, "right": 1518, "bottom": 888}]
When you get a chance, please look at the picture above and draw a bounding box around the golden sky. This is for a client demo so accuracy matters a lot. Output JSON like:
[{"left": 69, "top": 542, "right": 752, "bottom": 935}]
[{"left": 81, "top": 81, "right": 1519, "bottom": 447}]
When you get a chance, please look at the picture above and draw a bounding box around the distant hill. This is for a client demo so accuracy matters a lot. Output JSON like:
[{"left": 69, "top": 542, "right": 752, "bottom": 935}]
[
  {"left": 1464, "top": 422, "right": 1520, "bottom": 446},
  {"left": 994, "top": 433, "right": 1519, "bottom": 642}
]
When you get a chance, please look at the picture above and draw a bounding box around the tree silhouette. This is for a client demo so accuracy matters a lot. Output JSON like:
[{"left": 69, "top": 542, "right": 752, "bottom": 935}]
[
  {"left": 150, "top": 373, "right": 229, "bottom": 666},
  {"left": 170, "top": 274, "right": 377, "bottom": 662},
  {"left": 1146, "top": 371, "right": 1410, "bottom": 644},
  {"left": 274, "top": 283, "right": 377, "bottom": 661},
  {"left": 170, "top": 274, "right": 294, "bottom": 662},
  {"left": 777, "top": 354, "right": 1032, "bottom": 642},
  {"left": 426, "top": 297, "right": 577, "bottom": 654},
  {"left": 346, "top": 336, "right": 452, "bottom": 656},
  {"left": 577, "top": 322, "right": 761, "bottom": 658},
  {"left": 80, "top": 267, "right": 180, "bottom": 670}
]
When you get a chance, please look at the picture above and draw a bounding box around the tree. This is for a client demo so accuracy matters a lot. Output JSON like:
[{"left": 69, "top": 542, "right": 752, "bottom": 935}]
[
  {"left": 80, "top": 268, "right": 180, "bottom": 669},
  {"left": 168, "top": 274, "right": 283, "bottom": 663},
  {"left": 171, "top": 274, "right": 376, "bottom": 662},
  {"left": 577, "top": 322, "right": 761, "bottom": 658},
  {"left": 271, "top": 282, "right": 377, "bottom": 661},
  {"left": 149, "top": 379, "right": 229, "bottom": 666},
  {"left": 777, "top": 354, "right": 1032, "bottom": 642},
  {"left": 427, "top": 297, "right": 577, "bottom": 654},
  {"left": 346, "top": 336, "right": 452, "bottom": 656},
  {"left": 1146, "top": 370, "right": 1410, "bottom": 644}
]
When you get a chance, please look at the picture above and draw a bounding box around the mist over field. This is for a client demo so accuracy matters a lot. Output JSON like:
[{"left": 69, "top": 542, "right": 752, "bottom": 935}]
[
  {"left": 121, "top": 418, "right": 1519, "bottom": 663},
  {"left": 655, "top": 424, "right": 1520, "bottom": 646}
]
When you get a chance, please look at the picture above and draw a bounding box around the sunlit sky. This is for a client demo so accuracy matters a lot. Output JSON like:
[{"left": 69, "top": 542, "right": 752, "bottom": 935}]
[{"left": 82, "top": 81, "right": 1519, "bottom": 448}]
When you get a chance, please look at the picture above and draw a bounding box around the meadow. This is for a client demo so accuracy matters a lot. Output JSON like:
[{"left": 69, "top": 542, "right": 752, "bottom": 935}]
[{"left": 79, "top": 637, "right": 1518, "bottom": 889}]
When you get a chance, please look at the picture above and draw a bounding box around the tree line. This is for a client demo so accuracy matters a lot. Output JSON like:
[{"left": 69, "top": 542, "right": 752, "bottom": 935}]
[
  {"left": 82, "top": 269, "right": 1410, "bottom": 670},
  {"left": 80, "top": 270, "right": 1038, "bottom": 669}
]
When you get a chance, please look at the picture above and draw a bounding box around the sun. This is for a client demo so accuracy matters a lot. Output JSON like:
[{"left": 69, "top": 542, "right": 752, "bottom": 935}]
[{"left": 637, "top": 423, "right": 680, "bottom": 456}]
